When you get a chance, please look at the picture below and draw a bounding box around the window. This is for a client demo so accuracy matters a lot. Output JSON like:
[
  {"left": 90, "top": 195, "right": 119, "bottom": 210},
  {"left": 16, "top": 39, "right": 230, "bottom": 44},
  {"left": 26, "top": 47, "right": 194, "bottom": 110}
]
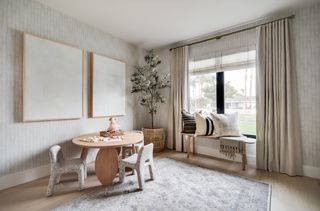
[
  {"left": 189, "top": 48, "right": 256, "bottom": 136},
  {"left": 224, "top": 69, "right": 256, "bottom": 135},
  {"left": 189, "top": 72, "right": 217, "bottom": 113}
]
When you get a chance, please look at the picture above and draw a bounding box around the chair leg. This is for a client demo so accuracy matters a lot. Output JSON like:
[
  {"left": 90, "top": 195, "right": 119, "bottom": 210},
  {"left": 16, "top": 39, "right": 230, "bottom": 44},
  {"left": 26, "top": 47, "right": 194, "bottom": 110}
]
[
  {"left": 137, "top": 168, "right": 145, "bottom": 190},
  {"left": 78, "top": 168, "right": 84, "bottom": 190},
  {"left": 121, "top": 147, "right": 126, "bottom": 159},
  {"left": 84, "top": 164, "right": 87, "bottom": 179},
  {"left": 148, "top": 161, "right": 155, "bottom": 180},
  {"left": 47, "top": 173, "right": 56, "bottom": 196},
  {"left": 119, "top": 163, "right": 126, "bottom": 183}
]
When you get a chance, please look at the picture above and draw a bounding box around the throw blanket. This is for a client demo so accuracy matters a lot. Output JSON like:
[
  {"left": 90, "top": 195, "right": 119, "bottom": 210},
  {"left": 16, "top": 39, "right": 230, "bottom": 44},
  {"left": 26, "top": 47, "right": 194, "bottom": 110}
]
[{"left": 220, "top": 139, "right": 244, "bottom": 159}]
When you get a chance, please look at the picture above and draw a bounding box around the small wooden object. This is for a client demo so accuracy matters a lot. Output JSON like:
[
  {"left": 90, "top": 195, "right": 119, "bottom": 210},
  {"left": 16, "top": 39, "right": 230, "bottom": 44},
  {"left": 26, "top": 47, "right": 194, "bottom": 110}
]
[{"left": 100, "top": 130, "right": 124, "bottom": 138}]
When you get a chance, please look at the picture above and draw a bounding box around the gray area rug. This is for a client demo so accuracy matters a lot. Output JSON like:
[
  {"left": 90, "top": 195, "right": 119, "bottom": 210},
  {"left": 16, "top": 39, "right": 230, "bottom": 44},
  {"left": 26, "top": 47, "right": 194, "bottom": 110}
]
[{"left": 54, "top": 158, "right": 271, "bottom": 211}]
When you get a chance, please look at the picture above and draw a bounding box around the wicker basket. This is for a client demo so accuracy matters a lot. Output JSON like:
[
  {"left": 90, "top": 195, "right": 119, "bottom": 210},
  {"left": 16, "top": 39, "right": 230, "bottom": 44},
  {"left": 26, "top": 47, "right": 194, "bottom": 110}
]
[{"left": 142, "top": 128, "right": 165, "bottom": 152}]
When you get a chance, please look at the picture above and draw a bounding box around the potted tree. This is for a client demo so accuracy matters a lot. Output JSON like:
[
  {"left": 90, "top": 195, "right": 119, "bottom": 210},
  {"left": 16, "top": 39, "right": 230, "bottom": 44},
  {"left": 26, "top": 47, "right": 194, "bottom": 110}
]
[{"left": 131, "top": 50, "right": 170, "bottom": 152}]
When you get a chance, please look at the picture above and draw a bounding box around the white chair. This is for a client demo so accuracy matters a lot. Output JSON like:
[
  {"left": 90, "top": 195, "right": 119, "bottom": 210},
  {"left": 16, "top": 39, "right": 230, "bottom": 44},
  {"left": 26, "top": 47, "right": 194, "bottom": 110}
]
[
  {"left": 121, "top": 139, "right": 144, "bottom": 159},
  {"left": 119, "top": 143, "right": 155, "bottom": 190},
  {"left": 46, "top": 145, "right": 86, "bottom": 196}
]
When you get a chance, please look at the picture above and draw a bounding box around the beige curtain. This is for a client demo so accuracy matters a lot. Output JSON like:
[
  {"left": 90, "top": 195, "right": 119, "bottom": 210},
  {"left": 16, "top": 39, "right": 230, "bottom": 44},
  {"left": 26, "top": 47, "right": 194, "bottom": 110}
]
[
  {"left": 168, "top": 46, "right": 189, "bottom": 151},
  {"left": 256, "top": 19, "right": 302, "bottom": 176}
]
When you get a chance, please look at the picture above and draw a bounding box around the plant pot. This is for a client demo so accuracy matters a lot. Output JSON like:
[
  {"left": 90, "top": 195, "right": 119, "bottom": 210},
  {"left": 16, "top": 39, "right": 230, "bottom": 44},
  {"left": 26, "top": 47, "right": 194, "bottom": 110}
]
[{"left": 142, "top": 128, "right": 165, "bottom": 152}]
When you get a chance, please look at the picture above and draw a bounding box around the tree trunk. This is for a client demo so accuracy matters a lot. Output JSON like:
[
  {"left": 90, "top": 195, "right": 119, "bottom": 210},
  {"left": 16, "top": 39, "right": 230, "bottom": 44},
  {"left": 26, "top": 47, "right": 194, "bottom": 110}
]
[{"left": 151, "top": 112, "right": 154, "bottom": 129}]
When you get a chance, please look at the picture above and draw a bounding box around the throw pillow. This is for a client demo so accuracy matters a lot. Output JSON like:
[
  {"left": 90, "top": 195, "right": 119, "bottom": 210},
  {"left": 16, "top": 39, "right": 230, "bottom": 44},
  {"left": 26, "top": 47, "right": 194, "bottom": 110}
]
[
  {"left": 181, "top": 110, "right": 196, "bottom": 133},
  {"left": 210, "top": 112, "right": 241, "bottom": 137},
  {"left": 194, "top": 112, "right": 214, "bottom": 136}
]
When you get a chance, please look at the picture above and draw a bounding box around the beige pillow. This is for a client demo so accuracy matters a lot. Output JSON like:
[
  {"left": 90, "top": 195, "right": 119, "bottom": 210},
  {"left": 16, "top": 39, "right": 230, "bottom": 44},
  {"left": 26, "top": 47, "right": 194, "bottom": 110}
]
[
  {"left": 194, "top": 112, "right": 214, "bottom": 136},
  {"left": 210, "top": 113, "right": 241, "bottom": 137}
]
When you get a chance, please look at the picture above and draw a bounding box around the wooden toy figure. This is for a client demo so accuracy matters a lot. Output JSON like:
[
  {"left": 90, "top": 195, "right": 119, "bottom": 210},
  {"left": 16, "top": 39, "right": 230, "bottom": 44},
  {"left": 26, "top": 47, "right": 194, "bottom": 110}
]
[{"left": 107, "top": 117, "right": 119, "bottom": 132}]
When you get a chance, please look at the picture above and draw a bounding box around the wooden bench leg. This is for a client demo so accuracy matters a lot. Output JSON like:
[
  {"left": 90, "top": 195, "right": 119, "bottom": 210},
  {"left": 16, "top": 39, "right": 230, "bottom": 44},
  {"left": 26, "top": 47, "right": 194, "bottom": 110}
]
[
  {"left": 192, "top": 136, "right": 195, "bottom": 155},
  {"left": 242, "top": 144, "right": 247, "bottom": 170},
  {"left": 242, "top": 154, "right": 246, "bottom": 170},
  {"left": 186, "top": 135, "right": 190, "bottom": 158}
]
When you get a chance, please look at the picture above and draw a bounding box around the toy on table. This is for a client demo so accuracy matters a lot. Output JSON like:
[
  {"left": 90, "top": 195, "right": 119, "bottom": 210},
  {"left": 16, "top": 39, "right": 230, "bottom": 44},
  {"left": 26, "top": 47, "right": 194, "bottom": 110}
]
[{"left": 100, "top": 117, "right": 125, "bottom": 138}]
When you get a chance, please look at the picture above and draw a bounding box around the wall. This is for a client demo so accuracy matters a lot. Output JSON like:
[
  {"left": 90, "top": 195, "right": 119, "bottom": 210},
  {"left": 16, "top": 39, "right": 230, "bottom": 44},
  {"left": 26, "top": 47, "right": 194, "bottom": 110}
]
[
  {"left": 0, "top": 0, "right": 144, "bottom": 189},
  {"left": 154, "top": 3, "right": 320, "bottom": 178},
  {"left": 292, "top": 4, "right": 320, "bottom": 172}
]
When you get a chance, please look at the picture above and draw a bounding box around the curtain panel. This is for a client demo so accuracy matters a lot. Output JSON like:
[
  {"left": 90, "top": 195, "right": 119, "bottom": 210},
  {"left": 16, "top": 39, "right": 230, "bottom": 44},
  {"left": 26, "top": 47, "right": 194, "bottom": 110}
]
[
  {"left": 256, "top": 19, "right": 302, "bottom": 176},
  {"left": 168, "top": 46, "right": 189, "bottom": 151}
]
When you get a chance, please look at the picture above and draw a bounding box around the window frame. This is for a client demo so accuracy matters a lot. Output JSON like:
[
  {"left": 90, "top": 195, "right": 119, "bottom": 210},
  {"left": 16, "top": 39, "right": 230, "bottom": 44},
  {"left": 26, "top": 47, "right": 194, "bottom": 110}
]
[{"left": 189, "top": 47, "right": 257, "bottom": 138}]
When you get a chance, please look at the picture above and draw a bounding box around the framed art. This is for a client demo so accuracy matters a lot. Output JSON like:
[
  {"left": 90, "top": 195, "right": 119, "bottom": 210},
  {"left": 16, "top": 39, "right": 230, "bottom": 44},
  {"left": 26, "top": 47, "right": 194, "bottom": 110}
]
[
  {"left": 90, "top": 53, "right": 126, "bottom": 118},
  {"left": 23, "top": 33, "right": 84, "bottom": 122}
]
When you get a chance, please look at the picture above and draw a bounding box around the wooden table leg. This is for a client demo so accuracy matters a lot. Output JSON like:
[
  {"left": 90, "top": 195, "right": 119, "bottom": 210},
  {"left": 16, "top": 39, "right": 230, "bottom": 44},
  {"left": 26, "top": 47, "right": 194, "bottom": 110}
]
[
  {"left": 132, "top": 144, "right": 136, "bottom": 154},
  {"left": 95, "top": 148, "right": 119, "bottom": 185},
  {"left": 80, "top": 148, "right": 89, "bottom": 161},
  {"left": 242, "top": 144, "right": 247, "bottom": 171}
]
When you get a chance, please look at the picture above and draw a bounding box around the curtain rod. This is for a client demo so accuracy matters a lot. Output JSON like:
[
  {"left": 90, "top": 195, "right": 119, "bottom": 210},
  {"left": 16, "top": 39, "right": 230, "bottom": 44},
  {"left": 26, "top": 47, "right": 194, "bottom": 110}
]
[{"left": 169, "top": 14, "right": 295, "bottom": 51}]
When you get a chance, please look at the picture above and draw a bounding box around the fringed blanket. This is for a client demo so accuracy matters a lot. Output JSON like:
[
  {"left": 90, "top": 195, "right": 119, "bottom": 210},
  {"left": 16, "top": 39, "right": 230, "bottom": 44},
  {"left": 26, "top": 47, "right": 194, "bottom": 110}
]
[{"left": 220, "top": 138, "right": 244, "bottom": 160}]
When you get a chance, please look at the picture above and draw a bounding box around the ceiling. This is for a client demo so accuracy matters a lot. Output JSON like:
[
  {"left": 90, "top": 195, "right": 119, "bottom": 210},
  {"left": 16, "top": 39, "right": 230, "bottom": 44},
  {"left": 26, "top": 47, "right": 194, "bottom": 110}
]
[{"left": 37, "top": 0, "right": 319, "bottom": 49}]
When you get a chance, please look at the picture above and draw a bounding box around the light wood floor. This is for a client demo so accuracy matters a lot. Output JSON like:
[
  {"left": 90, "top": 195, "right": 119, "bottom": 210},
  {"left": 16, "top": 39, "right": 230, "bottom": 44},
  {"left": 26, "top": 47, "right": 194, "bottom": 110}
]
[{"left": 0, "top": 150, "right": 319, "bottom": 211}]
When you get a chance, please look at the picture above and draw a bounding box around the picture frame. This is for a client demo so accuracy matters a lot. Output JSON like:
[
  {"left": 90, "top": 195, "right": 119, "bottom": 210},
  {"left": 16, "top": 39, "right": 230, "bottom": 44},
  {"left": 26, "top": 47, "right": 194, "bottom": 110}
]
[
  {"left": 90, "top": 52, "right": 126, "bottom": 118},
  {"left": 23, "top": 33, "right": 84, "bottom": 122}
]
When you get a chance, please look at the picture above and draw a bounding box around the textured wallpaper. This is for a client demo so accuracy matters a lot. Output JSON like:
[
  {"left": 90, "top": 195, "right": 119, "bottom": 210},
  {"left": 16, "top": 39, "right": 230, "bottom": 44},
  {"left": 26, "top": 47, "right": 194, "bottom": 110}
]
[
  {"left": 0, "top": 0, "right": 144, "bottom": 177},
  {"left": 293, "top": 4, "right": 320, "bottom": 167},
  {"left": 154, "top": 3, "right": 320, "bottom": 168}
]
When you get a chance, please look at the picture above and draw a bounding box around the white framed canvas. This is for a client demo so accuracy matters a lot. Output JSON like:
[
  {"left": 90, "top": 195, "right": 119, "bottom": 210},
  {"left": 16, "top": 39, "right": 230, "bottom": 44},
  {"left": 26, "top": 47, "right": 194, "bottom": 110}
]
[
  {"left": 23, "top": 33, "right": 84, "bottom": 122},
  {"left": 90, "top": 53, "right": 126, "bottom": 117}
]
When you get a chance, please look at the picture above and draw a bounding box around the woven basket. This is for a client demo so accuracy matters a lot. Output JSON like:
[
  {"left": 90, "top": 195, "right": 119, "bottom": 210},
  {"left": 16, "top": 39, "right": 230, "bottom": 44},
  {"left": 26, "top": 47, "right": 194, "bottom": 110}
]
[{"left": 142, "top": 128, "right": 165, "bottom": 152}]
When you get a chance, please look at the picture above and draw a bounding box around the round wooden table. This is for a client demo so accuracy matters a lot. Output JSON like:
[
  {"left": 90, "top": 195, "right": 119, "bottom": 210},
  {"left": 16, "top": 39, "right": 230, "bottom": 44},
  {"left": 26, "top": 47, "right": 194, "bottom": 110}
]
[{"left": 72, "top": 131, "right": 143, "bottom": 185}]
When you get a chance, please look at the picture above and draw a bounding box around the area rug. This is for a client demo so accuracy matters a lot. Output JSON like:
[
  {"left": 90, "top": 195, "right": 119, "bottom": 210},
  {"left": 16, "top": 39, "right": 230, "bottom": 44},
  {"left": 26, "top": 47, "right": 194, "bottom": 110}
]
[{"left": 54, "top": 158, "right": 271, "bottom": 211}]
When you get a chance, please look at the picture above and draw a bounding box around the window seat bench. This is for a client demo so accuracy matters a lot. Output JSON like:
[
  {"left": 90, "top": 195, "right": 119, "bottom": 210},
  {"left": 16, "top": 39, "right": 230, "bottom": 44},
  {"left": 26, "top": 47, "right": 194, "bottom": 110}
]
[{"left": 181, "top": 133, "right": 256, "bottom": 170}]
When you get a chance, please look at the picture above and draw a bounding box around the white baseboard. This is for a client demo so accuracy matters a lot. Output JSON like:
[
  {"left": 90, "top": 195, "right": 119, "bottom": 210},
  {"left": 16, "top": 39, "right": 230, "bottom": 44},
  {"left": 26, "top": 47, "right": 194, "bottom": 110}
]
[
  {"left": 0, "top": 164, "right": 50, "bottom": 191},
  {"left": 303, "top": 165, "right": 320, "bottom": 179}
]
